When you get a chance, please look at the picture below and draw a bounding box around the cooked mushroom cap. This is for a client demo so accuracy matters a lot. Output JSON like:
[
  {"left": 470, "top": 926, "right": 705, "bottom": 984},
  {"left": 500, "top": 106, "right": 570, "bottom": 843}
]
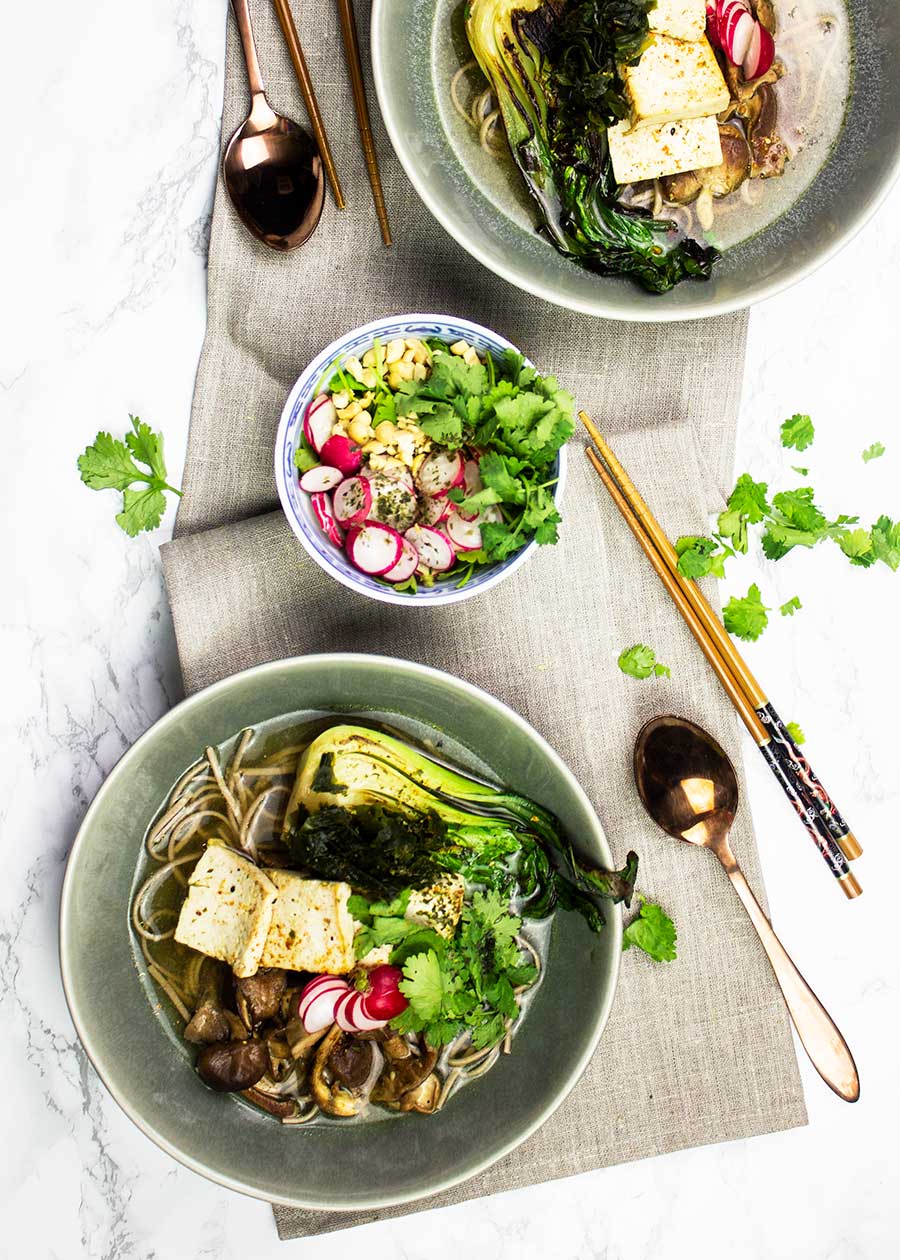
[
  {"left": 371, "top": 1043, "right": 438, "bottom": 1104},
  {"left": 330, "top": 1037, "right": 378, "bottom": 1091},
  {"left": 396, "top": 1073, "right": 441, "bottom": 1114},
  {"left": 661, "top": 125, "right": 751, "bottom": 205},
  {"left": 310, "top": 1024, "right": 380, "bottom": 1117},
  {"left": 184, "top": 959, "right": 230, "bottom": 1045},
  {"left": 235, "top": 968, "right": 287, "bottom": 1026},
  {"left": 197, "top": 1039, "right": 271, "bottom": 1092},
  {"left": 746, "top": 85, "right": 789, "bottom": 179}
]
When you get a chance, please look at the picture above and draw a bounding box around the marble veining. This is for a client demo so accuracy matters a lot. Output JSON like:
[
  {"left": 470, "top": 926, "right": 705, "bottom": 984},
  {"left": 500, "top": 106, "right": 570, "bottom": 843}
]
[{"left": 2, "top": 1, "right": 898, "bottom": 1256}]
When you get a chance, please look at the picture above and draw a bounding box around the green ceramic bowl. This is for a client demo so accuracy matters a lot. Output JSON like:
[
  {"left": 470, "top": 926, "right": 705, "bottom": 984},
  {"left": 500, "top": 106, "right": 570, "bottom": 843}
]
[
  {"left": 60, "top": 655, "right": 620, "bottom": 1210},
  {"left": 371, "top": 0, "right": 900, "bottom": 321}
]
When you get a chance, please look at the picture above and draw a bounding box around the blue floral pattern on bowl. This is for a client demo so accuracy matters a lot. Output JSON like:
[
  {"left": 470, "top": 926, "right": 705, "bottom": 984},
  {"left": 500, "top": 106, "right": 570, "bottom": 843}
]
[{"left": 275, "top": 314, "right": 567, "bottom": 607}]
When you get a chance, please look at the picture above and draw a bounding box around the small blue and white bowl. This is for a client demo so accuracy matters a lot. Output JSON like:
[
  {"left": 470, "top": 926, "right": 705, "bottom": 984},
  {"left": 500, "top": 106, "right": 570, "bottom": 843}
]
[{"left": 275, "top": 314, "right": 567, "bottom": 607}]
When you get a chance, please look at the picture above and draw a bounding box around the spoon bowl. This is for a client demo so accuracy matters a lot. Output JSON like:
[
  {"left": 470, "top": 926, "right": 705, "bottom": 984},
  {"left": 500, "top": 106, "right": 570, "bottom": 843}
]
[
  {"left": 633, "top": 715, "right": 737, "bottom": 852},
  {"left": 224, "top": 0, "right": 324, "bottom": 251},
  {"left": 634, "top": 714, "right": 860, "bottom": 1104}
]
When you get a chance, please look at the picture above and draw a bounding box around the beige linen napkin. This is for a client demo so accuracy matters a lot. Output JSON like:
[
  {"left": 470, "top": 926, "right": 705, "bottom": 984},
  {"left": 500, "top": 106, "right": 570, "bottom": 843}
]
[{"left": 160, "top": 2, "right": 806, "bottom": 1240}]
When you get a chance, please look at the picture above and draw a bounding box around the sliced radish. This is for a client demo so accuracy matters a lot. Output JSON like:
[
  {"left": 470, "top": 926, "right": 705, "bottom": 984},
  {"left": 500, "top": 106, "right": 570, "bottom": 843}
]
[
  {"left": 299, "top": 464, "right": 343, "bottom": 493},
  {"left": 382, "top": 538, "right": 418, "bottom": 583},
  {"left": 446, "top": 512, "right": 483, "bottom": 552},
  {"left": 463, "top": 458, "right": 483, "bottom": 496},
  {"left": 416, "top": 449, "right": 465, "bottom": 498},
  {"left": 304, "top": 395, "right": 336, "bottom": 453},
  {"left": 727, "top": 10, "right": 755, "bottom": 64},
  {"left": 346, "top": 522, "right": 403, "bottom": 575},
  {"left": 298, "top": 975, "right": 349, "bottom": 1031},
  {"left": 706, "top": 2, "right": 720, "bottom": 45},
  {"left": 368, "top": 474, "right": 418, "bottom": 532},
  {"left": 335, "top": 989, "right": 386, "bottom": 1033},
  {"left": 481, "top": 504, "right": 503, "bottom": 525},
  {"left": 333, "top": 475, "right": 372, "bottom": 526},
  {"left": 404, "top": 524, "right": 456, "bottom": 572},
  {"left": 311, "top": 492, "right": 344, "bottom": 548},
  {"left": 420, "top": 495, "right": 452, "bottom": 526},
  {"left": 744, "top": 21, "right": 774, "bottom": 78},
  {"left": 319, "top": 434, "right": 363, "bottom": 475}
]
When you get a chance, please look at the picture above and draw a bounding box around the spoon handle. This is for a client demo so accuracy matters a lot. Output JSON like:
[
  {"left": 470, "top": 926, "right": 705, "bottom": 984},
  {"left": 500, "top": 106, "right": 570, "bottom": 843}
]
[
  {"left": 725, "top": 862, "right": 859, "bottom": 1102},
  {"left": 232, "top": 0, "right": 265, "bottom": 97}
]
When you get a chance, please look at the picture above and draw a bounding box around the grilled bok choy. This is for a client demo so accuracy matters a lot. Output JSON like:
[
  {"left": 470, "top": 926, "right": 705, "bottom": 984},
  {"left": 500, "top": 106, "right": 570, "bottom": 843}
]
[
  {"left": 284, "top": 726, "right": 637, "bottom": 932},
  {"left": 466, "top": 0, "right": 719, "bottom": 293}
]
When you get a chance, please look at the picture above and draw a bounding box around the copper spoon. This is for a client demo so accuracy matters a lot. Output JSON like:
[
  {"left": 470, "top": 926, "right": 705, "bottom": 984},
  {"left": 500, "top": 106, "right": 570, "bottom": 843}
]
[
  {"left": 634, "top": 715, "right": 859, "bottom": 1103},
  {"left": 223, "top": 0, "right": 324, "bottom": 251}
]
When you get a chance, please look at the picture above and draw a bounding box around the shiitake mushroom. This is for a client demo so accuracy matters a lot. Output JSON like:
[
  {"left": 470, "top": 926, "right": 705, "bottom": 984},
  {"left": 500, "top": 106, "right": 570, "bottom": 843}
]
[{"left": 196, "top": 1038, "right": 271, "bottom": 1092}]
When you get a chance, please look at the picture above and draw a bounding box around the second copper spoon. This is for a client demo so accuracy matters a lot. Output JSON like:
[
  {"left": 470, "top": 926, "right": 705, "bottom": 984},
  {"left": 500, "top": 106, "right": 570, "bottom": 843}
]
[
  {"left": 223, "top": 0, "right": 324, "bottom": 251},
  {"left": 634, "top": 715, "right": 859, "bottom": 1103}
]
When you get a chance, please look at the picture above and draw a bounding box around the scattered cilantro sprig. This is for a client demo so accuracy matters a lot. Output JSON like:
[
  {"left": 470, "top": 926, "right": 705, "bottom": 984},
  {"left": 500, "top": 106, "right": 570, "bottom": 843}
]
[
  {"left": 785, "top": 721, "right": 806, "bottom": 745},
  {"left": 780, "top": 596, "right": 802, "bottom": 617},
  {"left": 617, "top": 644, "right": 670, "bottom": 680},
  {"left": 723, "top": 583, "right": 770, "bottom": 642},
  {"left": 862, "top": 442, "right": 885, "bottom": 463},
  {"left": 780, "top": 413, "right": 815, "bottom": 452},
  {"left": 78, "top": 416, "right": 181, "bottom": 536},
  {"left": 622, "top": 895, "right": 677, "bottom": 963}
]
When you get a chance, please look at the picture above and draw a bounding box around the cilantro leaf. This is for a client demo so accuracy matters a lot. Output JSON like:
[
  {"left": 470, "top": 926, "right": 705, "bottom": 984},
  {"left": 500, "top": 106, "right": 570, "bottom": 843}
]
[
  {"left": 871, "top": 516, "right": 900, "bottom": 571},
  {"left": 723, "top": 583, "right": 770, "bottom": 641},
  {"left": 622, "top": 901, "right": 677, "bottom": 962},
  {"left": 618, "top": 644, "right": 670, "bottom": 680},
  {"left": 399, "top": 950, "right": 455, "bottom": 1023},
  {"left": 717, "top": 473, "right": 769, "bottom": 553},
  {"left": 418, "top": 406, "right": 465, "bottom": 447},
  {"left": 780, "top": 596, "right": 802, "bottom": 617},
  {"left": 780, "top": 414, "right": 815, "bottom": 451},
  {"left": 293, "top": 434, "right": 319, "bottom": 474},
  {"left": 791, "top": 466, "right": 809, "bottom": 476},
  {"left": 785, "top": 721, "right": 806, "bottom": 745},
  {"left": 838, "top": 528, "right": 875, "bottom": 567},
  {"left": 675, "top": 534, "right": 732, "bottom": 579},
  {"left": 78, "top": 415, "right": 181, "bottom": 536},
  {"left": 862, "top": 442, "right": 885, "bottom": 463}
]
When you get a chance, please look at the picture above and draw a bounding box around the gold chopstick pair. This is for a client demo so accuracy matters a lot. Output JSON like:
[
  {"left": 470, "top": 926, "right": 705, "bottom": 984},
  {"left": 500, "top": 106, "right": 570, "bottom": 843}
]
[
  {"left": 271, "top": 0, "right": 391, "bottom": 244},
  {"left": 580, "top": 412, "right": 862, "bottom": 901}
]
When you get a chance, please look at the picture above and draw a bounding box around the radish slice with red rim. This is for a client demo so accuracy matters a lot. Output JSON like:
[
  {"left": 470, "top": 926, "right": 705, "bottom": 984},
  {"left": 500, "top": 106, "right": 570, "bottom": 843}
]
[
  {"left": 382, "top": 538, "right": 419, "bottom": 583},
  {"left": 404, "top": 524, "right": 456, "bottom": 572},
  {"left": 744, "top": 22, "right": 774, "bottom": 78},
  {"left": 415, "top": 450, "right": 465, "bottom": 498},
  {"left": 727, "top": 10, "right": 755, "bottom": 64},
  {"left": 299, "top": 465, "right": 343, "bottom": 493},
  {"left": 319, "top": 434, "right": 363, "bottom": 475},
  {"left": 333, "top": 476, "right": 372, "bottom": 526},
  {"left": 297, "top": 975, "right": 349, "bottom": 1031},
  {"left": 368, "top": 475, "right": 418, "bottom": 532},
  {"left": 445, "top": 512, "right": 483, "bottom": 552},
  {"left": 346, "top": 522, "right": 403, "bottom": 575},
  {"left": 420, "top": 495, "right": 452, "bottom": 526},
  {"left": 311, "top": 493, "right": 344, "bottom": 548},
  {"left": 304, "top": 395, "right": 336, "bottom": 454},
  {"left": 480, "top": 504, "right": 503, "bottom": 525},
  {"left": 335, "top": 989, "right": 386, "bottom": 1033}
]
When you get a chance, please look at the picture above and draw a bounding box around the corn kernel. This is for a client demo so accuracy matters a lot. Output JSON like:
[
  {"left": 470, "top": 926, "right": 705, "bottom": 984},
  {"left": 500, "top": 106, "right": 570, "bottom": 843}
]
[
  {"left": 362, "top": 349, "right": 376, "bottom": 368},
  {"left": 362, "top": 440, "right": 386, "bottom": 455},
  {"left": 375, "top": 420, "right": 397, "bottom": 443},
  {"left": 463, "top": 348, "right": 480, "bottom": 366},
  {"left": 394, "top": 361, "right": 415, "bottom": 381},
  {"left": 385, "top": 339, "right": 405, "bottom": 364},
  {"left": 450, "top": 340, "right": 469, "bottom": 356},
  {"left": 344, "top": 356, "right": 366, "bottom": 382},
  {"left": 413, "top": 363, "right": 428, "bottom": 380},
  {"left": 361, "top": 368, "right": 378, "bottom": 389},
  {"left": 412, "top": 453, "right": 426, "bottom": 475},
  {"left": 332, "top": 391, "right": 351, "bottom": 411},
  {"left": 396, "top": 431, "right": 417, "bottom": 460},
  {"left": 337, "top": 400, "right": 362, "bottom": 421},
  {"left": 348, "top": 417, "right": 372, "bottom": 444}
]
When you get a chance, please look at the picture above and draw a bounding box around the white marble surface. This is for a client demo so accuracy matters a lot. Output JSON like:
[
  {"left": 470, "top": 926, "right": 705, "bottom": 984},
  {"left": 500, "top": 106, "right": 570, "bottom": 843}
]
[{"left": 3, "top": 2, "right": 899, "bottom": 1255}]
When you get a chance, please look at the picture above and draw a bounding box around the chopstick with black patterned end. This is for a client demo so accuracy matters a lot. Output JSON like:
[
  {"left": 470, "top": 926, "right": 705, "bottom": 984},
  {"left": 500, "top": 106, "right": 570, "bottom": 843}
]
[{"left": 580, "top": 413, "right": 862, "bottom": 899}]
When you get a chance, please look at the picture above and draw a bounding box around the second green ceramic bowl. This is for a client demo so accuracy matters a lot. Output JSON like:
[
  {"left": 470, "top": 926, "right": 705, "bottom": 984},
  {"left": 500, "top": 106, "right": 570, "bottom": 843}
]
[{"left": 60, "top": 655, "right": 621, "bottom": 1210}]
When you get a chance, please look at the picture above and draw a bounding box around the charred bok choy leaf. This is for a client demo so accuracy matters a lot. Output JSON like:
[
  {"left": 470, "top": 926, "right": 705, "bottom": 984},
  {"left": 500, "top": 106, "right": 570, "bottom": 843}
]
[
  {"left": 284, "top": 726, "right": 638, "bottom": 930},
  {"left": 466, "top": 0, "right": 718, "bottom": 293}
]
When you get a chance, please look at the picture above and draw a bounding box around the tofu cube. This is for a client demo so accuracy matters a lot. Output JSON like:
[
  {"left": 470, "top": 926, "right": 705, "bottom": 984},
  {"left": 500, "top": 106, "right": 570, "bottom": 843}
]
[
  {"left": 623, "top": 35, "right": 730, "bottom": 130},
  {"left": 258, "top": 873, "right": 358, "bottom": 973},
  {"left": 649, "top": 0, "right": 707, "bottom": 43},
  {"left": 174, "top": 842, "right": 277, "bottom": 978},
  {"left": 609, "top": 115, "right": 723, "bottom": 184}
]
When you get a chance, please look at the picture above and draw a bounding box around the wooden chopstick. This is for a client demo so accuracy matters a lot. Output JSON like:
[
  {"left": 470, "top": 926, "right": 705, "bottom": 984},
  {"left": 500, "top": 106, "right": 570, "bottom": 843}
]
[
  {"left": 581, "top": 412, "right": 861, "bottom": 866},
  {"left": 272, "top": 0, "right": 345, "bottom": 208},
  {"left": 335, "top": 0, "right": 392, "bottom": 245},
  {"left": 582, "top": 428, "right": 861, "bottom": 899}
]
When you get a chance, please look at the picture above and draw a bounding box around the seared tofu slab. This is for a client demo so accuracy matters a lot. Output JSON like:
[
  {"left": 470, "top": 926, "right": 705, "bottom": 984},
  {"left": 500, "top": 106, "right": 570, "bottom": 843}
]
[
  {"left": 649, "top": 0, "right": 707, "bottom": 43},
  {"left": 609, "top": 115, "right": 723, "bottom": 183},
  {"left": 259, "top": 872, "right": 358, "bottom": 974},
  {"left": 623, "top": 35, "right": 729, "bottom": 130},
  {"left": 174, "top": 842, "right": 277, "bottom": 978}
]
